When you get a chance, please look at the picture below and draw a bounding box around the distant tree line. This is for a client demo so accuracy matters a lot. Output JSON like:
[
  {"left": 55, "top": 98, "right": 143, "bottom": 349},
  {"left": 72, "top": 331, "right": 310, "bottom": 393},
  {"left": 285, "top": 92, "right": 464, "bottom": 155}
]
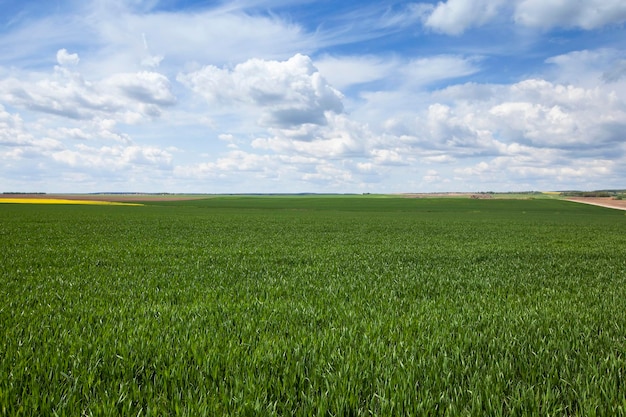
[
  {"left": 560, "top": 191, "right": 624, "bottom": 198},
  {"left": 2, "top": 192, "right": 46, "bottom": 195}
]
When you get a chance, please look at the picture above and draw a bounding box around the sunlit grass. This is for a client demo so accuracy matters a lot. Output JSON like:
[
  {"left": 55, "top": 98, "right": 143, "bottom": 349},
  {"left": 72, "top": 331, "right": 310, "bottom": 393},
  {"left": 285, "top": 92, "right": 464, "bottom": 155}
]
[{"left": 1, "top": 197, "right": 625, "bottom": 415}]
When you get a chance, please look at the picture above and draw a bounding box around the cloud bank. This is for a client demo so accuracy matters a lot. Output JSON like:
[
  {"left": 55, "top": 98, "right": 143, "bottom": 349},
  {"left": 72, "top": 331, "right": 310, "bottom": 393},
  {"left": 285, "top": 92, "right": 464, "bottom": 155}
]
[{"left": 0, "top": 0, "right": 625, "bottom": 193}]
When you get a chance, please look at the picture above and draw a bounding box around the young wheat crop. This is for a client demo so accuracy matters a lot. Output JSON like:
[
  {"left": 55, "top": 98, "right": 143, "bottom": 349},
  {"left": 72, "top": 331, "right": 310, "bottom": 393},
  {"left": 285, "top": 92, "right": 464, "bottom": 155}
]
[{"left": 1, "top": 197, "right": 625, "bottom": 415}]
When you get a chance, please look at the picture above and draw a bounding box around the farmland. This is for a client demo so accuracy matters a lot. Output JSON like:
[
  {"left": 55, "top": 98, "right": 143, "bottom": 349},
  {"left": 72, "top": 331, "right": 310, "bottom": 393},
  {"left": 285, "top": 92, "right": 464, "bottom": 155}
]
[{"left": 1, "top": 196, "right": 626, "bottom": 415}]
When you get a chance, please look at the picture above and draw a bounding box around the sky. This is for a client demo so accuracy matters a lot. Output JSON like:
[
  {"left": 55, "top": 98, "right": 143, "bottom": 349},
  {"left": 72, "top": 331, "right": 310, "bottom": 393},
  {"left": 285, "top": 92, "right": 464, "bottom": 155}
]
[{"left": 1, "top": 0, "right": 625, "bottom": 193}]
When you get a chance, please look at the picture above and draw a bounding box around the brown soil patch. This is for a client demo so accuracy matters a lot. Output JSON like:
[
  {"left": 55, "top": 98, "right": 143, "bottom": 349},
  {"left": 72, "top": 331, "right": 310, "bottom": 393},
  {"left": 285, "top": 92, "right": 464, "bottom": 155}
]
[{"left": 565, "top": 197, "right": 626, "bottom": 211}]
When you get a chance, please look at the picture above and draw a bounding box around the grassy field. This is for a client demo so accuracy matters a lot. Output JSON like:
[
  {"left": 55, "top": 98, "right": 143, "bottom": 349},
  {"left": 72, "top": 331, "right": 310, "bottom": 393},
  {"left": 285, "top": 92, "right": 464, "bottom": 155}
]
[{"left": 1, "top": 196, "right": 626, "bottom": 416}]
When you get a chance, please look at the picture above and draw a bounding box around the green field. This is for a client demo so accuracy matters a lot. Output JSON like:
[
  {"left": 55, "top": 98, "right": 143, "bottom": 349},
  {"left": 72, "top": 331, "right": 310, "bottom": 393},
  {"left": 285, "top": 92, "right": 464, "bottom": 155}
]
[{"left": 1, "top": 197, "right": 626, "bottom": 416}]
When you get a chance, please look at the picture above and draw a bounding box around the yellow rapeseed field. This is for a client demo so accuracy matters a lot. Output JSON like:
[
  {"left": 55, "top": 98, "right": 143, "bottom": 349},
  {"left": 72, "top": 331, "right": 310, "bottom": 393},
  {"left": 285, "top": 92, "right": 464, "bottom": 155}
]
[{"left": 0, "top": 198, "right": 142, "bottom": 206}]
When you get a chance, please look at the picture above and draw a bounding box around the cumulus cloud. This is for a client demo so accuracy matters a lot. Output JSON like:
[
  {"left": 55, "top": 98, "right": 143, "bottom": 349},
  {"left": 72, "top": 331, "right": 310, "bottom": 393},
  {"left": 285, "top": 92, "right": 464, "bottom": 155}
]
[
  {"left": 173, "top": 47, "right": 626, "bottom": 192},
  {"left": 56, "top": 49, "right": 80, "bottom": 66},
  {"left": 0, "top": 105, "right": 28, "bottom": 147},
  {"left": 371, "top": 148, "right": 409, "bottom": 165},
  {"left": 178, "top": 54, "right": 344, "bottom": 128},
  {"left": 252, "top": 113, "right": 369, "bottom": 159},
  {"left": 0, "top": 105, "right": 64, "bottom": 157},
  {"left": 106, "top": 71, "right": 176, "bottom": 106},
  {"left": 603, "top": 60, "right": 626, "bottom": 83},
  {"left": 456, "top": 156, "right": 615, "bottom": 189},
  {"left": 0, "top": 62, "right": 176, "bottom": 123},
  {"left": 2, "top": 1, "right": 625, "bottom": 193},
  {"left": 421, "top": 78, "right": 625, "bottom": 152},
  {"left": 48, "top": 119, "right": 132, "bottom": 144},
  {"left": 175, "top": 151, "right": 294, "bottom": 185},
  {"left": 347, "top": 64, "right": 625, "bottom": 190},
  {"left": 52, "top": 144, "right": 173, "bottom": 170},
  {"left": 175, "top": 150, "right": 274, "bottom": 177},
  {"left": 173, "top": 150, "right": 358, "bottom": 190},
  {"left": 0, "top": 101, "right": 171, "bottom": 169}
]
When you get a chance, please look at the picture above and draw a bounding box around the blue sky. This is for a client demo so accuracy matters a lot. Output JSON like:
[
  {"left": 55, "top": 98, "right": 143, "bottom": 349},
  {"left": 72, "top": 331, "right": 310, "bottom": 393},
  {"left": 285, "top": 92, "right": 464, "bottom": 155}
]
[{"left": 1, "top": 0, "right": 625, "bottom": 193}]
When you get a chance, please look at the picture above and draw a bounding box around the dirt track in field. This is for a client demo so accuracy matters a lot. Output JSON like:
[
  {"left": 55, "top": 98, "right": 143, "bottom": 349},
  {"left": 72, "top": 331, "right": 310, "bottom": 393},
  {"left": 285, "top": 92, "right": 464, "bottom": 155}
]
[
  {"left": 401, "top": 193, "right": 626, "bottom": 211},
  {"left": 565, "top": 197, "right": 626, "bottom": 211}
]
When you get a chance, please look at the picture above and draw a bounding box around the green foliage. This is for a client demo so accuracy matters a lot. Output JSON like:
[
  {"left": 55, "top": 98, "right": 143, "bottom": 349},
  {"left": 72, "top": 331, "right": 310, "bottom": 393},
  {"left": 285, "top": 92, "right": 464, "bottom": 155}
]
[
  {"left": 561, "top": 191, "right": 616, "bottom": 197},
  {"left": 1, "top": 197, "right": 626, "bottom": 415}
]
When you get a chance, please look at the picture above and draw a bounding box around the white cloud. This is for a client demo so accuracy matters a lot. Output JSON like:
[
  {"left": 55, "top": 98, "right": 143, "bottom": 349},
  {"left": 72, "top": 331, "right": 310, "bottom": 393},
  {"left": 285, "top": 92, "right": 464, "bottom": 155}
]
[
  {"left": 0, "top": 101, "right": 171, "bottom": 172},
  {"left": 423, "top": 169, "right": 445, "bottom": 183},
  {"left": 174, "top": 149, "right": 361, "bottom": 190},
  {"left": 0, "top": 14, "right": 91, "bottom": 69},
  {"left": 140, "top": 33, "right": 163, "bottom": 68},
  {"left": 52, "top": 144, "right": 173, "bottom": 170},
  {"left": 89, "top": 7, "right": 313, "bottom": 75},
  {"left": 56, "top": 49, "right": 80, "bottom": 66},
  {"left": 0, "top": 105, "right": 28, "bottom": 147},
  {"left": 315, "top": 54, "right": 479, "bottom": 94},
  {"left": 47, "top": 119, "right": 132, "bottom": 143},
  {"left": 420, "top": 0, "right": 626, "bottom": 35},
  {"left": 515, "top": 0, "right": 626, "bottom": 29},
  {"left": 301, "top": 163, "right": 354, "bottom": 185},
  {"left": 0, "top": 64, "right": 176, "bottom": 123},
  {"left": 174, "top": 151, "right": 316, "bottom": 188},
  {"left": 344, "top": 55, "right": 481, "bottom": 129},
  {"left": 424, "top": 0, "right": 505, "bottom": 35},
  {"left": 542, "top": 49, "right": 626, "bottom": 96},
  {"left": 178, "top": 54, "right": 344, "bottom": 128},
  {"left": 106, "top": 71, "right": 176, "bottom": 106},
  {"left": 175, "top": 151, "right": 276, "bottom": 179},
  {"left": 422, "top": 154, "right": 457, "bottom": 164},
  {"left": 603, "top": 60, "right": 626, "bottom": 83},
  {"left": 0, "top": 105, "right": 64, "bottom": 157},
  {"left": 401, "top": 56, "right": 481, "bottom": 87},
  {"left": 508, "top": 159, "right": 614, "bottom": 180},
  {"left": 455, "top": 156, "right": 615, "bottom": 190},
  {"left": 252, "top": 113, "right": 369, "bottom": 159},
  {"left": 2, "top": 2, "right": 626, "bottom": 193},
  {"left": 381, "top": 69, "right": 626, "bottom": 155},
  {"left": 371, "top": 148, "right": 408, "bottom": 165},
  {"left": 343, "top": 60, "right": 625, "bottom": 191},
  {"left": 218, "top": 134, "right": 235, "bottom": 142},
  {"left": 501, "top": 78, "right": 626, "bottom": 148},
  {"left": 314, "top": 55, "right": 398, "bottom": 91}
]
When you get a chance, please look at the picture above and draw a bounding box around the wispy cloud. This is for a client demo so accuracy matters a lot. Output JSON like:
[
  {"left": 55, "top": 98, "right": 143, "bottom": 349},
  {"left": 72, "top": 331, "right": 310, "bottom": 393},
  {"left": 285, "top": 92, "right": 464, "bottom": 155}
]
[{"left": 420, "top": 0, "right": 626, "bottom": 35}]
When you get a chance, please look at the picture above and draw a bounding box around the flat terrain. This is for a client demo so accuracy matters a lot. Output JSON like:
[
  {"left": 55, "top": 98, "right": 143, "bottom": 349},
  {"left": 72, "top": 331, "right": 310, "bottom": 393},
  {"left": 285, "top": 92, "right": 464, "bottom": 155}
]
[
  {"left": 6, "top": 193, "right": 626, "bottom": 210},
  {"left": 0, "top": 193, "right": 209, "bottom": 202},
  {"left": 1, "top": 197, "right": 625, "bottom": 415},
  {"left": 565, "top": 196, "right": 626, "bottom": 210}
]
